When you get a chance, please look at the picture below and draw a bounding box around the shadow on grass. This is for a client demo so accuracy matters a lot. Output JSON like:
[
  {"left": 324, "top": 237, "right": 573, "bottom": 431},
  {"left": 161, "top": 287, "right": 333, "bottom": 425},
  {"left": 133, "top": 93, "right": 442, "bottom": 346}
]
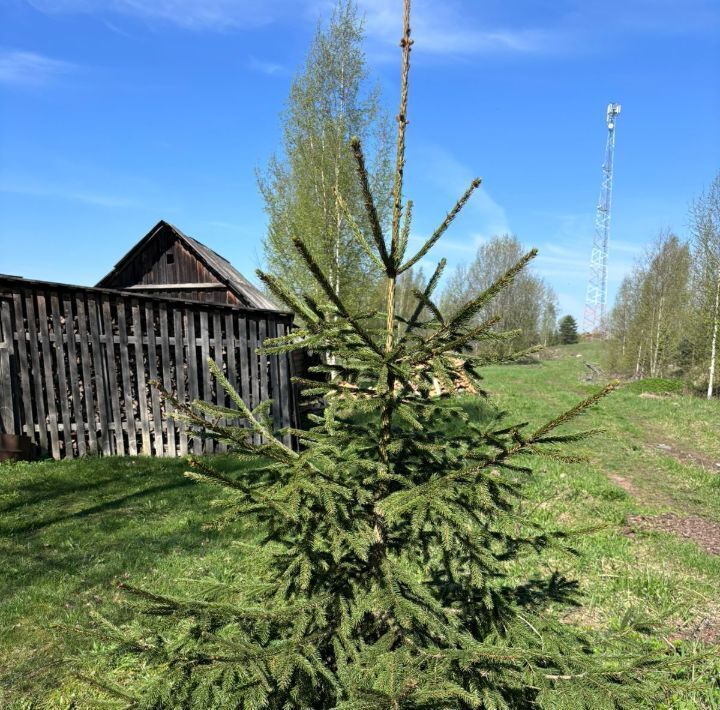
[{"left": 4, "top": 479, "right": 194, "bottom": 535}]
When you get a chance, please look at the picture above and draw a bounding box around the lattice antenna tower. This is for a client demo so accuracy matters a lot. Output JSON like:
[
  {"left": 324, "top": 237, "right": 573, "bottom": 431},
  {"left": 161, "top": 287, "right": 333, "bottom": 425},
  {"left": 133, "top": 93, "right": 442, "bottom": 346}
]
[{"left": 583, "top": 102, "right": 621, "bottom": 337}]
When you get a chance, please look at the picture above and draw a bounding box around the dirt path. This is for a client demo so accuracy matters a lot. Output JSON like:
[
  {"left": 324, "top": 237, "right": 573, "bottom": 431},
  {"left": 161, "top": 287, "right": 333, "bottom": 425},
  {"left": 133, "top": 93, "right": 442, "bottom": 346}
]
[
  {"left": 607, "top": 431, "right": 720, "bottom": 557},
  {"left": 646, "top": 439, "right": 720, "bottom": 474},
  {"left": 626, "top": 513, "right": 720, "bottom": 557}
]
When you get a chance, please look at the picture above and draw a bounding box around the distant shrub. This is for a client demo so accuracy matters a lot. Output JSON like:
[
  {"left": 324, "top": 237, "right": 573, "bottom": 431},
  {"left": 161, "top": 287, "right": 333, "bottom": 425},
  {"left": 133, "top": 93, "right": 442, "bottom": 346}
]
[{"left": 625, "top": 378, "right": 685, "bottom": 395}]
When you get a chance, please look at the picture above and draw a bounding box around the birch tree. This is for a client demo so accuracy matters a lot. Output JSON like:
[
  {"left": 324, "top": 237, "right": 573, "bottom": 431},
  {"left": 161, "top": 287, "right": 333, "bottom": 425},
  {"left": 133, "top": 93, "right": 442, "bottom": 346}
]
[
  {"left": 441, "top": 234, "right": 558, "bottom": 355},
  {"left": 258, "top": 0, "right": 392, "bottom": 314},
  {"left": 690, "top": 173, "right": 720, "bottom": 398},
  {"left": 608, "top": 233, "right": 691, "bottom": 378}
]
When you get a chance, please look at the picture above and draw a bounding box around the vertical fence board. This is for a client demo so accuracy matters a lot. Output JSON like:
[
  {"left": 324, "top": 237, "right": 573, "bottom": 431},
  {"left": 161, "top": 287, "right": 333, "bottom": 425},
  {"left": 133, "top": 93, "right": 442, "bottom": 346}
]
[
  {"left": 131, "top": 300, "right": 151, "bottom": 454},
  {"left": 173, "top": 308, "right": 187, "bottom": 456},
  {"left": 63, "top": 294, "right": 86, "bottom": 456},
  {"left": 87, "top": 296, "right": 111, "bottom": 455},
  {"left": 75, "top": 295, "right": 99, "bottom": 454},
  {"left": 224, "top": 313, "right": 238, "bottom": 397},
  {"left": 0, "top": 300, "right": 16, "bottom": 435},
  {"left": 36, "top": 293, "right": 61, "bottom": 458},
  {"left": 224, "top": 312, "right": 240, "bottom": 441},
  {"left": 50, "top": 294, "right": 73, "bottom": 457},
  {"left": 199, "top": 311, "right": 212, "bottom": 454},
  {"left": 248, "top": 318, "right": 260, "bottom": 444},
  {"left": 238, "top": 315, "right": 250, "bottom": 409},
  {"left": 212, "top": 312, "right": 226, "bottom": 453},
  {"left": 101, "top": 297, "right": 124, "bottom": 456},
  {"left": 145, "top": 302, "right": 163, "bottom": 456},
  {"left": 116, "top": 301, "right": 137, "bottom": 456},
  {"left": 185, "top": 309, "right": 200, "bottom": 453},
  {"left": 159, "top": 302, "right": 176, "bottom": 457},
  {"left": 277, "top": 321, "right": 294, "bottom": 435},
  {"left": 263, "top": 319, "right": 280, "bottom": 434},
  {"left": 25, "top": 290, "right": 49, "bottom": 452},
  {"left": 11, "top": 294, "right": 34, "bottom": 441}
]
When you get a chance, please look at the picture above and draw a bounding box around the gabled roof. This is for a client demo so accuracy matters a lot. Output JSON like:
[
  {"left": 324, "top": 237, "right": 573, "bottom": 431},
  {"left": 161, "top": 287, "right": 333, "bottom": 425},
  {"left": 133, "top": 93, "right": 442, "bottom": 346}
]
[{"left": 96, "top": 220, "right": 279, "bottom": 311}]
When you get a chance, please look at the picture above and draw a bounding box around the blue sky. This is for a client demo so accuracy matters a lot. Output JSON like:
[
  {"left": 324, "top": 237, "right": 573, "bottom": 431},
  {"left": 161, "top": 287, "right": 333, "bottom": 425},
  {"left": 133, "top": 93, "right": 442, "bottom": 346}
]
[{"left": 1, "top": 0, "right": 719, "bottom": 322}]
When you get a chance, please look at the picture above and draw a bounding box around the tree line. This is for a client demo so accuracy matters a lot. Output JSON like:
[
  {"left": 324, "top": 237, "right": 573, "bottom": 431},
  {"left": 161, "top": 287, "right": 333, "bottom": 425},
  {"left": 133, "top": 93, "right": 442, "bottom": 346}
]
[{"left": 608, "top": 173, "right": 720, "bottom": 398}]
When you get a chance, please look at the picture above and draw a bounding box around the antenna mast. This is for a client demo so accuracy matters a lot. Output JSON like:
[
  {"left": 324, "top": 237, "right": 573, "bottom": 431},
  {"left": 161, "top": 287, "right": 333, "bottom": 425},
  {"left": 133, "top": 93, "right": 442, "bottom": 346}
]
[{"left": 583, "top": 102, "right": 621, "bottom": 337}]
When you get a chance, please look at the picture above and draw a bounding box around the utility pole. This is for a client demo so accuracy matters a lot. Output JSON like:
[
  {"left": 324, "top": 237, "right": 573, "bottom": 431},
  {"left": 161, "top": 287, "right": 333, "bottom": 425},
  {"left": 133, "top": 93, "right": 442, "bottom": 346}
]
[{"left": 583, "top": 102, "right": 621, "bottom": 337}]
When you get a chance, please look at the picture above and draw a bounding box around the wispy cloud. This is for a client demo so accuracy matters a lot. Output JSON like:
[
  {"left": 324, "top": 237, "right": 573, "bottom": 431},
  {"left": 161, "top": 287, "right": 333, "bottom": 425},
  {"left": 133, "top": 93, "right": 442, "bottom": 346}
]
[
  {"left": 354, "top": 0, "right": 553, "bottom": 58},
  {"left": 20, "top": 0, "right": 559, "bottom": 54},
  {"left": 0, "top": 49, "right": 75, "bottom": 86},
  {"left": 24, "top": 0, "right": 718, "bottom": 54},
  {"left": 355, "top": 0, "right": 719, "bottom": 60},
  {"left": 408, "top": 144, "right": 511, "bottom": 264},
  {"left": 611, "top": 239, "right": 642, "bottom": 255},
  {"left": 0, "top": 178, "right": 135, "bottom": 207},
  {"left": 26, "top": 0, "right": 300, "bottom": 31},
  {"left": 420, "top": 145, "right": 510, "bottom": 237},
  {"left": 248, "top": 56, "right": 288, "bottom": 77}
]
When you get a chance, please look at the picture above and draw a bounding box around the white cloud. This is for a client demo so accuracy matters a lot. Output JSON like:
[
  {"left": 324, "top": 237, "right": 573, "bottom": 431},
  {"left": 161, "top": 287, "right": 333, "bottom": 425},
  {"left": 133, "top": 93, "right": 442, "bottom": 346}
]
[
  {"left": 354, "top": 0, "right": 553, "bottom": 58},
  {"left": 0, "top": 178, "right": 135, "bottom": 207},
  {"left": 25, "top": 0, "right": 303, "bottom": 31},
  {"left": 416, "top": 144, "right": 510, "bottom": 237},
  {"left": 248, "top": 56, "right": 288, "bottom": 76},
  {"left": 16, "top": 0, "right": 558, "bottom": 55},
  {"left": 22, "top": 0, "right": 719, "bottom": 50},
  {"left": 610, "top": 239, "right": 642, "bottom": 254},
  {"left": 355, "top": 0, "right": 719, "bottom": 61},
  {"left": 0, "top": 49, "right": 75, "bottom": 86}
]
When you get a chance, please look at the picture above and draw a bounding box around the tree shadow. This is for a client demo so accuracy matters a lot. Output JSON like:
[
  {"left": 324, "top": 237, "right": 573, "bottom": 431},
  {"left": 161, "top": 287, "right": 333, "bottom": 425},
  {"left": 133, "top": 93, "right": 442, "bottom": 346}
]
[{"left": 5, "top": 479, "right": 194, "bottom": 535}]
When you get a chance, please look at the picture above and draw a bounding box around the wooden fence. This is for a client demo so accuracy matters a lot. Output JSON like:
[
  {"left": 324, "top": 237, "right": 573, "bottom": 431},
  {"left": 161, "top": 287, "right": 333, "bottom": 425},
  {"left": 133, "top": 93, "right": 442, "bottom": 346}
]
[{"left": 0, "top": 276, "right": 298, "bottom": 459}]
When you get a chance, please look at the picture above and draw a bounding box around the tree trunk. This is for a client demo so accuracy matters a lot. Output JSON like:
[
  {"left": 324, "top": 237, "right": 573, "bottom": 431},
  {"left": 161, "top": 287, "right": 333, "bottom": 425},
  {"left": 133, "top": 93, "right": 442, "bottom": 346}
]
[
  {"left": 707, "top": 273, "right": 720, "bottom": 399},
  {"left": 635, "top": 330, "right": 644, "bottom": 379},
  {"left": 651, "top": 295, "right": 664, "bottom": 377}
]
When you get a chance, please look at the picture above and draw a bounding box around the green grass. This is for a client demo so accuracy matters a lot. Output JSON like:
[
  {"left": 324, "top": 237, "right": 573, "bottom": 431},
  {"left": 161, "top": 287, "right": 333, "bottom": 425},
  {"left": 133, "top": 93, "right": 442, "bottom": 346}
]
[
  {"left": 0, "top": 455, "right": 260, "bottom": 707},
  {"left": 478, "top": 343, "right": 720, "bottom": 706},
  {"left": 1, "top": 343, "right": 719, "bottom": 707}
]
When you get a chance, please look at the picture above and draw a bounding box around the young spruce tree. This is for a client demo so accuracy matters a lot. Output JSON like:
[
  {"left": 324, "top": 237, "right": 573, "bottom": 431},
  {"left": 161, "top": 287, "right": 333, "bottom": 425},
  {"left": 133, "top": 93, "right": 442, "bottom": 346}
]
[
  {"left": 94, "top": 3, "right": 676, "bottom": 707},
  {"left": 558, "top": 315, "right": 579, "bottom": 345}
]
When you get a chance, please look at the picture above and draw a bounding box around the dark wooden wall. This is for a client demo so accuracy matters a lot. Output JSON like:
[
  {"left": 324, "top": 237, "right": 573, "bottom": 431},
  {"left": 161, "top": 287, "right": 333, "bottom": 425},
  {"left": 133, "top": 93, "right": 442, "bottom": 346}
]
[
  {"left": 101, "top": 230, "right": 241, "bottom": 305},
  {"left": 0, "top": 277, "right": 297, "bottom": 459}
]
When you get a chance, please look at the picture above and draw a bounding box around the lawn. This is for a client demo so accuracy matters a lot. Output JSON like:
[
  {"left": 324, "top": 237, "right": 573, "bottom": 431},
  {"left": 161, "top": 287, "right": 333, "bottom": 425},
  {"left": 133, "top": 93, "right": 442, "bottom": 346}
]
[{"left": 1, "top": 342, "right": 719, "bottom": 707}]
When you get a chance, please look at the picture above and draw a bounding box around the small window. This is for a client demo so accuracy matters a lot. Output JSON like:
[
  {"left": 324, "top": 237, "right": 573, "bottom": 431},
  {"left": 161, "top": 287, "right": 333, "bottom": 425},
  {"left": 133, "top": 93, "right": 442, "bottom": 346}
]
[{"left": 166, "top": 252, "right": 175, "bottom": 264}]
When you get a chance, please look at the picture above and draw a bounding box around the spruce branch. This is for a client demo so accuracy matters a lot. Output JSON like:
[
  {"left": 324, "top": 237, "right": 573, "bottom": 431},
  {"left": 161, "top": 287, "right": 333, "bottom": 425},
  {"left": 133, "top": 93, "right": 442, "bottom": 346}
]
[
  {"left": 291, "top": 235, "right": 384, "bottom": 356},
  {"left": 207, "top": 359, "right": 298, "bottom": 457},
  {"left": 399, "top": 178, "right": 482, "bottom": 273},
  {"left": 256, "top": 269, "right": 319, "bottom": 324},
  {"left": 401, "top": 258, "right": 447, "bottom": 336},
  {"left": 411, "top": 288, "right": 445, "bottom": 326},
  {"left": 350, "top": 136, "right": 391, "bottom": 269},
  {"left": 447, "top": 249, "right": 538, "bottom": 330},
  {"left": 530, "top": 382, "right": 619, "bottom": 441},
  {"left": 398, "top": 199, "right": 413, "bottom": 264}
]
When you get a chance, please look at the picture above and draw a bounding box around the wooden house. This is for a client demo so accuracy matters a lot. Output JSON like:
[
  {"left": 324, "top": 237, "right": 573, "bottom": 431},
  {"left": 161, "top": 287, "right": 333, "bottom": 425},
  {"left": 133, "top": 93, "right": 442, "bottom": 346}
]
[{"left": 96, "top": 220, "right": 277, "bottom": 309}]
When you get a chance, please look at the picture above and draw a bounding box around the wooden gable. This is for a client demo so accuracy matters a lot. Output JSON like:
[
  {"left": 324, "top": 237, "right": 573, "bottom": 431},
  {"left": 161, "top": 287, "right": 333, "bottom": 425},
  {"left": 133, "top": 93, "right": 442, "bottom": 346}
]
[{"left": 96, "top": 221, "right": 279, "bottom": 309}]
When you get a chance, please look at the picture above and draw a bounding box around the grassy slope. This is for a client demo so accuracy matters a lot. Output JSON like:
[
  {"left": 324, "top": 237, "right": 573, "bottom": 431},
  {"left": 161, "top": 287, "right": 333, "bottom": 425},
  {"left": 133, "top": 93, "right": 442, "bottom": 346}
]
[
  {"left": 1, "top": 342, "right": 718, "bottom": 707},
  {"left": 479, "top": 342, "right": 720, "bottom": 706}
]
